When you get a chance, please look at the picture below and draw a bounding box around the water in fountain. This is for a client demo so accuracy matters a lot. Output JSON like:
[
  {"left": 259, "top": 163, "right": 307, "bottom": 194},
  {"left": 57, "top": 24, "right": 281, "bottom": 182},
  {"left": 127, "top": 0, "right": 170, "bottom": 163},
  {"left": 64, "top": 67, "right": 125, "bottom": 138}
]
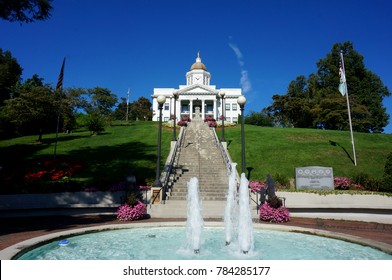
[
  {"left": 238, "top": 173, "right": 254, "bottom": 254},
  {"left": 224, "top": 162, "right": 238, "bottom": 245},
  {"left": 186, "top": 177, "right": 204, "bottom": 254}
]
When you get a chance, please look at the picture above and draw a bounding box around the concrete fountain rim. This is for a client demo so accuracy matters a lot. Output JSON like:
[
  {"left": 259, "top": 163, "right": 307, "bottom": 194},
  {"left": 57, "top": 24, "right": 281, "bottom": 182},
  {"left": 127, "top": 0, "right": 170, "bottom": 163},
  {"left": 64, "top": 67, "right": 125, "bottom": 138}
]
[{"left": 1, "top": 221, "right": 391, "bottom": 260}]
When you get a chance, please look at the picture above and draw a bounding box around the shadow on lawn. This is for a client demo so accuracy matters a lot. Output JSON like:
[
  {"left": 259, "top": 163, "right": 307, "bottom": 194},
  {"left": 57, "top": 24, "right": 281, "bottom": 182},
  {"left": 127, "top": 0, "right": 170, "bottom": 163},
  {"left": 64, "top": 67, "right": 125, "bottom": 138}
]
[
  {"left": 0, "top": 138, "right": 159, "bottom": 192},
  {"left": 329, "top": 140, "right": 355, "bottom": 165},
  {"left": 67, "top": 141, "right": 157, "bottom": 187}
]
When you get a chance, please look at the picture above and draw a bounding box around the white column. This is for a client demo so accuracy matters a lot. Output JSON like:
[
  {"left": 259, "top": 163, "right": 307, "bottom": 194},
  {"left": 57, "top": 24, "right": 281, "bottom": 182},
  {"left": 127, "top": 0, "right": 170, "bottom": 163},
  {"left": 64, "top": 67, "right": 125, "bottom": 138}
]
[
  {"left": 214, "top": 99, "right": 218, "bottom": 119},
  {"left": 169, "top": 97, "right": 173, "bottom": 118},
  {"left": 190, "top": 100, "right": 193, "bottom": 119}
]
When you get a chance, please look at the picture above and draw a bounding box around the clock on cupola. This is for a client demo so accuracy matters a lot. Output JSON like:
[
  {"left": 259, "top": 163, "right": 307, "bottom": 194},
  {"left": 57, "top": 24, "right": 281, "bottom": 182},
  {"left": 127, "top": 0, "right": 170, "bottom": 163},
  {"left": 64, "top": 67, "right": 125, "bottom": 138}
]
[{"left": 186, "top": 52, "right": 211, "bottom": 86}]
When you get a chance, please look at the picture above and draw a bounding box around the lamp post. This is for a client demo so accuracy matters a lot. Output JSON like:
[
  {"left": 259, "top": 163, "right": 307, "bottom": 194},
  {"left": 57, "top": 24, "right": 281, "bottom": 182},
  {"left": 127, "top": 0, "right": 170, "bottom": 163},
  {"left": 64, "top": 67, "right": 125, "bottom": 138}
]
[
  {"left": 220, "top": 91, "right": 225, "bottom": 142},
  {"left": 237, "top": 95, "right": 246, "bottom": 174},
  {"left": 172, "top": 91, "right": 179, "bottom": 141},
  {"left": 153, "top": 95, "right": 167, "bottom": 201}
]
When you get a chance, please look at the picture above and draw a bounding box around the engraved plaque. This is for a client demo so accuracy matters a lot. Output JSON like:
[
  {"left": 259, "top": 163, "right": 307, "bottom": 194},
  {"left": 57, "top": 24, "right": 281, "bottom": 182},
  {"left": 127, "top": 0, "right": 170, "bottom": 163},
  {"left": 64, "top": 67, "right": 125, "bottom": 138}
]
[{"left": 295, "top": 166, "right": 334, "bottom": 190}]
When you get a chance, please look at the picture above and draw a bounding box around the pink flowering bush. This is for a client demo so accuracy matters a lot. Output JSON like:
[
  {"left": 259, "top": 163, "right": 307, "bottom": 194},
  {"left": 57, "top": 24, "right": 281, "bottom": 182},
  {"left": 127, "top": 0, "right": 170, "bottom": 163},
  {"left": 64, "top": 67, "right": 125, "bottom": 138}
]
[
  {"left": 138, "top": 185, "right": 152, "bottom": 191},
  {"left": 334, "top": 177, "right": 351, "bottom": 190},
  {"left": 249, "top": 181, "right": 267, "bottom": 193},
  {"left": 204, "top": 115, "right": 214, "bottom": 122},
  {"left": 208, "top": 120, "right": 217, "bottom": 127},
  {"left": 117, "top": 200, "right": 147, "bottom": 221},
  {"left": 259, "top": 203, "right": 290, "bottom": 223},
  {"left": 177, "top": 120, "right": 188, "bottom": 127}
]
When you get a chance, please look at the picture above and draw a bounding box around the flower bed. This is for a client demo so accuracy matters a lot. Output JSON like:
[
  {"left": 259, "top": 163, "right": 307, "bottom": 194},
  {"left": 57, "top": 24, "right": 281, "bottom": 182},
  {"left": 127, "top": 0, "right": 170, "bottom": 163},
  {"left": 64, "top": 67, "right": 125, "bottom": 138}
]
[
  {"left": 249, "top": 181, "right": 266, "bottom": 193},
  {"left": 259, "top": 203, "right": 290, "bottom": 223}
]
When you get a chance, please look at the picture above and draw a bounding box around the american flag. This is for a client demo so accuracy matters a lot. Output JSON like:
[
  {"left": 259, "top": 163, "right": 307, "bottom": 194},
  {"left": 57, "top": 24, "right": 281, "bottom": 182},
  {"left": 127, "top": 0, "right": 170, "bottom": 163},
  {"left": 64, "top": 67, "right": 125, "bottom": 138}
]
[
  {"left": 56, "top": 58, "right": 66, "bottom": 92},
  {"left": 338, "top": 57, "right": 346, "bottom": 96}
]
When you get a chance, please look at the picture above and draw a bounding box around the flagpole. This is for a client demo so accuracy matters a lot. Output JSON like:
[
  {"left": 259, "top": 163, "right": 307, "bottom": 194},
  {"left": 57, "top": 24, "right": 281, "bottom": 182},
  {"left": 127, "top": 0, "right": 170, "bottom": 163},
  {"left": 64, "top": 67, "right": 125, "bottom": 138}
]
[
  {"left": 340, "top": 51, "right": 357, "bottom": 166},
  {"left": 53, "top": 58, "right": 66, "bottom": 159},
  {"left": 126, "top": 88, "right": 130, "bottom": 122}
]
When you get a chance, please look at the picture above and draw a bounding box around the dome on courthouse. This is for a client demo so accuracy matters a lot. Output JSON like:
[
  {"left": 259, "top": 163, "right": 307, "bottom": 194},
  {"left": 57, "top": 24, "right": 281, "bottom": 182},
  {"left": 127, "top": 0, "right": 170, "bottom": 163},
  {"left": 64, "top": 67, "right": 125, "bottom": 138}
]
[{"left": 190, "top": 51, "right": 207, "bottom": 71}]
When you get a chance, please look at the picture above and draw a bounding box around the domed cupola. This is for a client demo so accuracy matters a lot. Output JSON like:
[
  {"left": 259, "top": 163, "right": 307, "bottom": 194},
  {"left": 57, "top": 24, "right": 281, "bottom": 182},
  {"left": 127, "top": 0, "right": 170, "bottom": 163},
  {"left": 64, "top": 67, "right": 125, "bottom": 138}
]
[
  {"left": 186, "top": 52, "right": 211, "bottom": 86},
  {"left": 190, "top": 52, "right": 207, "bottom": 71}
]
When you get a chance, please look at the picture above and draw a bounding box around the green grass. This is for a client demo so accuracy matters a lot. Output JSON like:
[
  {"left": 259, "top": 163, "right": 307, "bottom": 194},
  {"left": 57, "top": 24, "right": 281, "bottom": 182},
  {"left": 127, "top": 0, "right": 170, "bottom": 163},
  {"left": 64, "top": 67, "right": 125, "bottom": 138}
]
[
  {"left": 0, "top": 121, "right": 172, "bottom": 191},
  {"left": 223, "top": 125, "right": 392, "bottom": 181},
  {"left": 1, "top": 121, "right": 391, "bottom": 193}
]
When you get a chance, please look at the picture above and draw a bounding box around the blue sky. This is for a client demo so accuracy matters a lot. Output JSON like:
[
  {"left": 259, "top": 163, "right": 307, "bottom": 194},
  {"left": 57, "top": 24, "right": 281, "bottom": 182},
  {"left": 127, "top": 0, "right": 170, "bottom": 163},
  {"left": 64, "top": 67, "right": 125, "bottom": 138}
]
[{"left": 1, "top": 0, "right": 392, "bottom": 132}]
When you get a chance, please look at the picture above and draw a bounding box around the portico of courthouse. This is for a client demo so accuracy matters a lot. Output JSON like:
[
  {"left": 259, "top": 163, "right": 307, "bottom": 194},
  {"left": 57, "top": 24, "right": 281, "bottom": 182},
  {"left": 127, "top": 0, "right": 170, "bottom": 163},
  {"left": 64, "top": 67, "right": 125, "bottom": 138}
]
[{"left": 152, "top": 52, "right": 243, "bottom": 122}]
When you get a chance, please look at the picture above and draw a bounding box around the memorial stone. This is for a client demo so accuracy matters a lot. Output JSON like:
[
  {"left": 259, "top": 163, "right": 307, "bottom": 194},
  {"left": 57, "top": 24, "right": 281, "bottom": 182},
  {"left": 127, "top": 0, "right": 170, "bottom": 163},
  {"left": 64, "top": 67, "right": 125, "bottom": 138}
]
[{"left": 295, "top": 166, "right": 334, "bottom": 190}]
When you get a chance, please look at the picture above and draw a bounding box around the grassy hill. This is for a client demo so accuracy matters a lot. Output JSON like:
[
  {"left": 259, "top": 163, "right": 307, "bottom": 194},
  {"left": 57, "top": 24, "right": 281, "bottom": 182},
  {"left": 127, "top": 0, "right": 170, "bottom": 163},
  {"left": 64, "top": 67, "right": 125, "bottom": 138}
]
[
  {"left": 224, "top": 125, "right": 392, "bottom": 182},
  {"left": 1, "top": 121, "right": 391, "bottom": 193}
]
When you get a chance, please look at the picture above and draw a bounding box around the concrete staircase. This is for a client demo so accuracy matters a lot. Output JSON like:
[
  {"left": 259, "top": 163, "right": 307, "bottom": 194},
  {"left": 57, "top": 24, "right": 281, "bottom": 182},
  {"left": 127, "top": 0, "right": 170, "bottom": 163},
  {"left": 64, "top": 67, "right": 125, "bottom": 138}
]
[
  {"left": 148, "top": 114, "right": 237, "bottom": 219},
  {"left": 168, "top": 118, "right": 229, "bottom": 201}
]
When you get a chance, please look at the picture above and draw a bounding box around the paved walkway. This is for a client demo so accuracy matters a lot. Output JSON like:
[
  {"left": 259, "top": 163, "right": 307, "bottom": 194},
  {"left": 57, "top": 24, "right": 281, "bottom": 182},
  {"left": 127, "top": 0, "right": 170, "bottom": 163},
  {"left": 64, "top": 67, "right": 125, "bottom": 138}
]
[{"left": 1, "top": 215, "right": 391, "bottom": 252}]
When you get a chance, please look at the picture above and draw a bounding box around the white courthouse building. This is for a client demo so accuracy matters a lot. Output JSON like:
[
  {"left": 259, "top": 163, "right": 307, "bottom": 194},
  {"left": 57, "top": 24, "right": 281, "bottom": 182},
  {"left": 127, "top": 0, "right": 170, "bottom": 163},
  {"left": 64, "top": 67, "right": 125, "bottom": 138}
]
[{"left": 152, "top": 53, "right": 243, "bottom": 123}]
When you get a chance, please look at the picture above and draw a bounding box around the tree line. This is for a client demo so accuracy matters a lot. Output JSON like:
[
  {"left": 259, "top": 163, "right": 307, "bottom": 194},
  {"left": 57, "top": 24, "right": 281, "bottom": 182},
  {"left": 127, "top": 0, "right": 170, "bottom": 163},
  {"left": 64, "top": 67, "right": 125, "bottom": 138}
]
[
  {"left": 245, "top": 42, "right": 391, "bottom": 133},
  {"left": 0, "top": 49, "right": 152, "bottom": 141}
]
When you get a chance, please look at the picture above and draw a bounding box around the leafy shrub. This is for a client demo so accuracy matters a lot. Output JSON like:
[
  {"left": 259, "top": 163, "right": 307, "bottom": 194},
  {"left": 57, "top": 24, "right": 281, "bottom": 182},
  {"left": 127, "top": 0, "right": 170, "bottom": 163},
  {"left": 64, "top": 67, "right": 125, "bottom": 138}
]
[
  {"left": 86, "top": 112, "right": 105, "bottom": 134},
  {"left": 273, "top": 173, "right": 290, "bottom": 189},
  {"left": 381, "top": 152, "right": 392, "bottom": 193},
  {"left": 351, "top": 173, "right": 379, "bottom": 191},
  {"left": 364, "top": 178, "right": 380, "bottom": 192}
]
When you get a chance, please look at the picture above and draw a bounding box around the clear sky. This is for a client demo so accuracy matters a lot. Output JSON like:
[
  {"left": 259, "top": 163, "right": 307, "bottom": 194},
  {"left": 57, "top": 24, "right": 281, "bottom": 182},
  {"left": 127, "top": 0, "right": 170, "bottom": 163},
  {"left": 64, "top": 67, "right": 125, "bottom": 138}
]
[{"left": 1, "top": 0, "right": 392, "bottom": 132}]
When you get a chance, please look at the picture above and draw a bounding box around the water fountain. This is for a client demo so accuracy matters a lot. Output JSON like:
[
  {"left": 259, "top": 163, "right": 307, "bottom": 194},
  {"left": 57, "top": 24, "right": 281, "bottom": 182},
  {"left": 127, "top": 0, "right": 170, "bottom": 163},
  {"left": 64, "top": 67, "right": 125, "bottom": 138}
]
[
  {"left": 224, "top": 162, "right": 238, "bottom": 246},
  {"left": 186, "top": 177, "right": 203, "bottom": 254},
  {"left": 238, "top": 173, "right": 254, "bottom": 254},
  {"left": 8, "top": 168, "right": 392, "bottom": 260}
]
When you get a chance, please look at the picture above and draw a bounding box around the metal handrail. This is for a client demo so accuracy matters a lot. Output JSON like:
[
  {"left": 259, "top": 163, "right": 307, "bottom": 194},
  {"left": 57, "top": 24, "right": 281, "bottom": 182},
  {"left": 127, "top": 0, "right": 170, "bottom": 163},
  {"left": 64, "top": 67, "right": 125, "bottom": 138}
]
[
  {"left": 151, "top": 126, "right": 187, "bottom": 205},
  {"left": 211, "top": 127, "right": 231, "bottom": 171}
]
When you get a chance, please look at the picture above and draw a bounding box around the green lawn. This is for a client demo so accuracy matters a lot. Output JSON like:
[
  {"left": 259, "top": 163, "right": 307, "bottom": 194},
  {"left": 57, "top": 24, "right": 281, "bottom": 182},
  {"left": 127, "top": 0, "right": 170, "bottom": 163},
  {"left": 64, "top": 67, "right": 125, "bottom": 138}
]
[
  {"left": 224, "top": 125, "right": 392, "bottom": 181},
  {"left": 0, "top": 121, "right": 172, "bottom": 192},
  {"left": 1, "top": 121, "right": 391, "bottom": 193}
]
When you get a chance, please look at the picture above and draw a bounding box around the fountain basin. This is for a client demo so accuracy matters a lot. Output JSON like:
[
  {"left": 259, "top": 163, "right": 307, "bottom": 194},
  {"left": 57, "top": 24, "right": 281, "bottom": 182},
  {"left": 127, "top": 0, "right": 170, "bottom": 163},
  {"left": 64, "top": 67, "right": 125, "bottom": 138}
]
[{"left": 3, "top": 222, "right": 391, "bottom": 260}]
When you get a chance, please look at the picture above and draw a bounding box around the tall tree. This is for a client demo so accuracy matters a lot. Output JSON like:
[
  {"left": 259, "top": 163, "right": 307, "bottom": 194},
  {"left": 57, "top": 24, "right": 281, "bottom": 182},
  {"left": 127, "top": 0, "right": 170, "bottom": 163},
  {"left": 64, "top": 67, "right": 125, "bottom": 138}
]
[
  {"left": 267, "top": 41, "right": 390, "bottom": 133},
  {"left": 129, "top": 97, "right": 152, "bottom": 121},
  {"left": 87, "top": 87, "right": 118, "bottom": 116},
  {"left": 0, "top": 0, "right": 53, "bottom": 23},
  {"left": 61, "top": 87, "right": 89, "bottom": 132},
  {"left": 0, "top": 49, "right": 23, "bottom": 104},
  {"left": 84, "top": 87, "right": 117, "bottom": 134},
  {"left": 1, "top": 75, "right": 57, "bottom": 141},
  {"left": 245, "top": 108, "right": 274, "bottom": 127},
  {"left": 113, "top": 97, "right": 128, "bottom": 120}
]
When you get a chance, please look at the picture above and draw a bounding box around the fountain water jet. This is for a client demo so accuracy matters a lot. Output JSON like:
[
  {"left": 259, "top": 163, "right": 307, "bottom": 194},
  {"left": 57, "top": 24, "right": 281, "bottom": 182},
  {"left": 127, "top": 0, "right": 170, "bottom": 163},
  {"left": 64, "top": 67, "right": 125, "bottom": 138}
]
[
  {"left": 238, "top": 173, "right": 254, "bottom": 254},
  {"left": 224, "top": 162, "right": 238, "bottom": 246},
  {"left": 186, "top": 177, "right": 204, "bottom": 254}
]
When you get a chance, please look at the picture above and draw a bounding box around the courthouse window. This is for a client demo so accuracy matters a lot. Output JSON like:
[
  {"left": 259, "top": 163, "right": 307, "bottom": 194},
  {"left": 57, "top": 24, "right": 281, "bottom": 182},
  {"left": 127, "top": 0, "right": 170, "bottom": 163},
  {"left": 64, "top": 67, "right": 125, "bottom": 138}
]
[
  {"left": 164, "top": 103, "right": 169, "bottom": 110},
  {"left": 225, "top": 103, "right": 231, "bottom": 111},
  {"left": 232, "top": 103, "right": 237, "bottom": 111}
]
